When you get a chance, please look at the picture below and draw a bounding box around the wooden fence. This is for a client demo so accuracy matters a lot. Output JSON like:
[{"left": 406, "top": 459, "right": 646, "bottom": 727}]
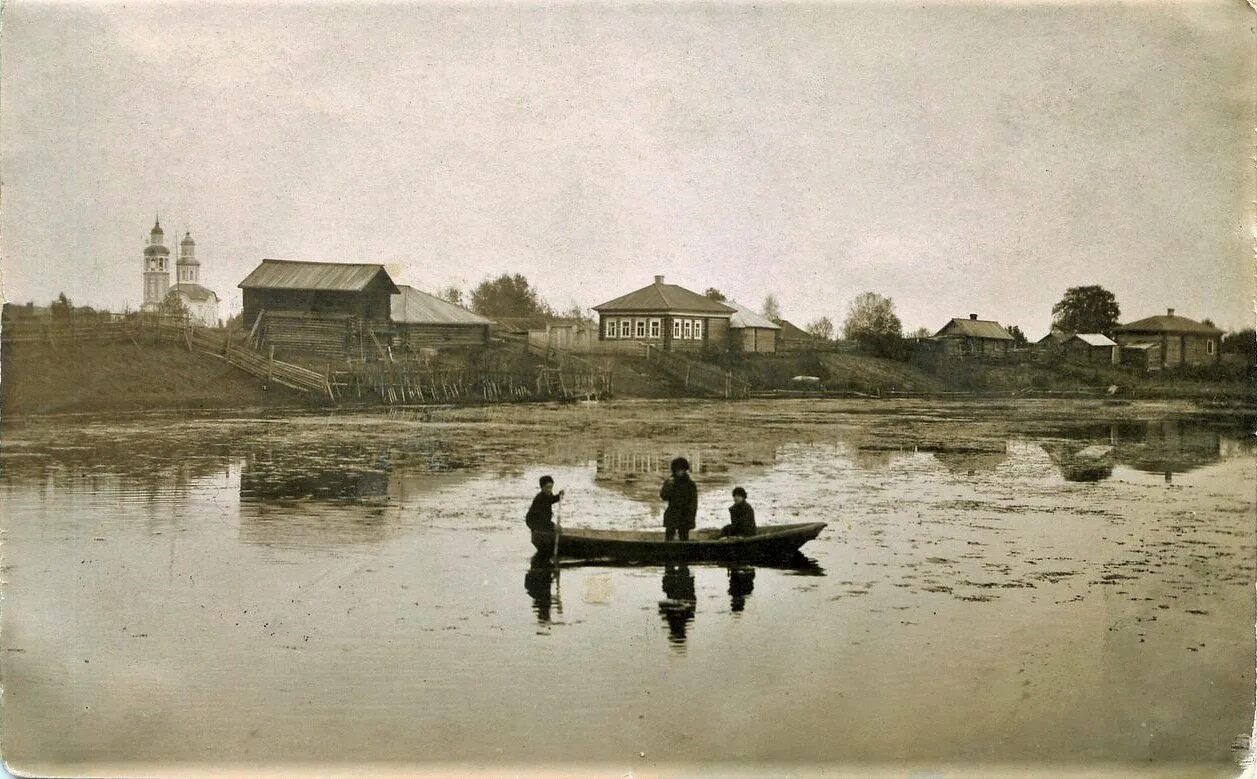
[{"left": 641, "top": 343, "right": 751, "bottom": 399}]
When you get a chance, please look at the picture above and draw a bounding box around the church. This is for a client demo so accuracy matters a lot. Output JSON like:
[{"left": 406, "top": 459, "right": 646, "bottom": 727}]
[{"left": 141, "top": 216, "right": 220, "bottom": 327}]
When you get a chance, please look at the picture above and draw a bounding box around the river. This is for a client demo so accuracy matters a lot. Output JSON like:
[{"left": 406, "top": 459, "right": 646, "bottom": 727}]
[{"left": 1, "top": 399, "right": 1253, "bottom": 774}]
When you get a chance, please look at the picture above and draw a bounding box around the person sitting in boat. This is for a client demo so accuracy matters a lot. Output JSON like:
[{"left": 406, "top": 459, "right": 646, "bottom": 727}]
[
  {"left": 526, "top": 475, "right": 564, "bottom": 533},
  {"left": 659, "top": 457, "right": 698, "bottom": 541},
  {"left": 720, "top": 486, "right": 757, "bottom": 538}
]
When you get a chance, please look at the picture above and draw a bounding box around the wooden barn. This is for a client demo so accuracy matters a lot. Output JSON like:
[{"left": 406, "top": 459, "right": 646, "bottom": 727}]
[
  {"left": 774, "top": 319, "right": 818, "bottom": 352},
  {"left": 1112, "top": 309, "right": 1222, "bottom": 370},
  {"left": 728, "top": 301, "right": 781, "bottom": 353},
  {"left": 930, "top": 314, "right": 1015, "bottom": 359},
  {"left": 238, "top": 259, "right": 400, "bottom": 358},
  {"left": 592, "top": 275, "right": 735, "bottom": 353},
  {"left": 1061, "top": 333, "right": 1118, "bottom": 364},
  {"left": 390, "top": 285, "right": 492, "bottom": 350}
]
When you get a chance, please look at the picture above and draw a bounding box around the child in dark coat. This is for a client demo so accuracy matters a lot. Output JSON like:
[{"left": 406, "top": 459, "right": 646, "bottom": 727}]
[
  {"left": 525, "top": 475, "right": 564, "bottom": 532},
  {"left": 721, "top": 486, "right": 757, "bottom": 537}
]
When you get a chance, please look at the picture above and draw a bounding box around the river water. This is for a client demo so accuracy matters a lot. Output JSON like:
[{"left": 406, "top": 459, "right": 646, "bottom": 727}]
[{"left": 1, "top": 399, "right": 1253, "bottom": 774}]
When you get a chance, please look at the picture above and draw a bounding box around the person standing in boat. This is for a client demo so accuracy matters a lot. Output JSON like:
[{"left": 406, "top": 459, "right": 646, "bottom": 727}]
[
  {"left": 720, "top": 486, "right": 757, "bottom": 538},
  {"left": 660, "top": 457, "right": 698, "bottom": 541},
  {"left": 526, "top": 475, "right": 564, "bottom": 533}
]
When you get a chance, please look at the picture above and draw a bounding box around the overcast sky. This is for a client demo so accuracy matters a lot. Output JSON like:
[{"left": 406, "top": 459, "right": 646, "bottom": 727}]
[{"left": 2, "top": 1, "right": 1252, "bottom": 335}]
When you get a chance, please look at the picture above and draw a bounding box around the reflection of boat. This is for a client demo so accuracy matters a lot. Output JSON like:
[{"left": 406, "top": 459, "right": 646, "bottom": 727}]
[{"left": 530, "top": 522, "right": 826, "bottom": 562}]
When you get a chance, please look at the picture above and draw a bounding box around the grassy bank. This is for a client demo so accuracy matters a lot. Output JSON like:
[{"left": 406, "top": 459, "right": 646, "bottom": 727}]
[{"left": 1, "top": 339, "right": 308, "bottom": 417}]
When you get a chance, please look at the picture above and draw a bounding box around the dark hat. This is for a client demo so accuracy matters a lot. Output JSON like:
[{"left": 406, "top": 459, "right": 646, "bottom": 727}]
[
  {"left": 670, "top": 457, "right": 691, "bottom": 474},
  {"left": 732, "top": 486, "right": 747, "bottom": 498}
]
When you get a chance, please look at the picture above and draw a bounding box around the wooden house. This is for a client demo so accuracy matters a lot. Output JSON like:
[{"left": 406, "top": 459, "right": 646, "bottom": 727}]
[
  {"left": 390, "top": 285, "right": 492, "bottom": 350},
  {"left": 1034, "top": 329, "right": 1070, "bottom": 352},
  {"left": 238, "top": 259, "right": 399, "bottom": 358},
  {"left": 1061, "top": 333, "right": 1118, "bottom": 364},
  {"left": 930, "top": 314, "right": 1015, "bottom": 359},
  {"left": 1112, "top": 309, "right": 1222, "bottom": 369},
  {"left": 774, "top": 319, "right": 817, "bottom": 352},
  {"left": 592, "top": 276, "right": 735, "bottom": 353},
  {"left": 728, "top": 301, "right": 781, "bottom": 353}
]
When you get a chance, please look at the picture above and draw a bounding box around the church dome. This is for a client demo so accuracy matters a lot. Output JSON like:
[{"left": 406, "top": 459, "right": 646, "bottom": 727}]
[
  {"left": 144, "top": 244, "right": 170, "bottom": 256},
  {"left": 181, "top": 232, "right": 195, "bottom": 246}
]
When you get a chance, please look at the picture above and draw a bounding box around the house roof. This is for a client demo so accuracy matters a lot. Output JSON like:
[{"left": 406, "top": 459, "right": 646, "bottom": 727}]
[
  {"left": 171, "top": 282, "right": 219, "bottom": 302},
  {"left": 238, "top": 259, "right": 399, "bottom": 293},
  {"left": 774, "top": 319, "right": 812, "bottom": 340},
  {"left": 390, "top": 285, "right": 493, "bottom": 326},
  {"left": 1114, "top": 313, "right": 1222, "bottom": 335},
  {"left": 593, "top": 279, "right": 736, "bottom": 315},
  {"left": 727, "top": 301, "right": 781, "bottom": 330},
  {"left": 1068, "top": 333, "right": 1117, "bottom": 347},
  {"left": 935, "top": 317, "right": 1014, "bottom": 340},
  {"left": 1036, "top": 330, "right": 1070, "bottom": 345}
]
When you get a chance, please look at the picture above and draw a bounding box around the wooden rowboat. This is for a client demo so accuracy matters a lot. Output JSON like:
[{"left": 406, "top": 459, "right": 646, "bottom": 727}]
[{"left": 530, "top": 522, "right": 827, "bottom": 563}]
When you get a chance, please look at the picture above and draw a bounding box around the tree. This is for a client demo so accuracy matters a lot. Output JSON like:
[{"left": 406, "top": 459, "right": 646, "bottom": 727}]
[
  {"left": 1051, "top": 286, "right": 1120, "bottom": 336},
  {"left": 704, "top": 288, "right": 727, "bottom": 302},
  {"left": 910, "top": 326, "right": 933, "bottom": 339},
  {"left": 805, "top": 316, "right": 834, "bottom": 341},
  {"left": 761, "top": 294, "right": 781, "bottom": 321},
  {"left": 842, "top": 292, "right": 904, "bottom": 357},
  {"left": 438, "top": 286, "right": 464, "bottom": 306},
  {"left": 49, "top": 292, "right": 73, "bottom": 319},
  {"left": 469, "top": 274, "right": 552, "bottom": 319},
  {"left": 1221, "top": 329, "right": 1256, "bottom": 363},
  {"left": 560, "top": 303, "right": 591, "bottom": 322},
  {"left": 1007, "top": 324, "right": 1029, "bottom": 347},
  {"left": 159, "top": 289, "right": 190, "bottom": 320}
]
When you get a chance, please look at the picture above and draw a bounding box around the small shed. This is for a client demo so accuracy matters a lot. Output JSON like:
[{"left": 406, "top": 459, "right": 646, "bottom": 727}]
[
  {"left": 932, "top": 314, "right": 1015, "bottom": 359},
  {"left": 774, "top": 319, "right": 817, "bottom": 351},
  {"left": 390, "top": 285, "right": 492, "bottom": 349},
  {"left": 1061, "top": 333, "right": 1118, "bottom": 364},
  {"left": 1035, "top": 330, "right": 1071, "bottom": 352},
  {"left": 1119, "top": 342, "right": 1162, "bottom": 372},
  {"left": 728, "top": 301, "right": 781, "bottom": 353}
]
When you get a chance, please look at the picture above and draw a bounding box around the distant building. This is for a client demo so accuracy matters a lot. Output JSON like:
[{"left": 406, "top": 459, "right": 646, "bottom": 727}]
[
  {"left": 727, "top": 301, "right": 781, "bottom": 353},
  {"left": 1061, "top": 333, "right": 1118, "bottom": 364},
  {"left": 1112, "top": 309, "right": 1222, "bottom": 370},
  {"left": 141, "top": 217, "right": 220, "bottom": 326},
  {"left": 593, "top": 276, "right": 735, "bottom": 353},
  {"left": 930, "top": 314, "right": 1015, "bottom": 359},
  {"left": 774, "top": 319, "right": 818, "bottom": 352},
  {"left": 390, "top": 285, "right": 492, "bottom": 349},
  {"left": 237, "top": 259, "right": 399, "bottom": 357},
  {"left": 1034, "top": 329, "right": 1071, "bottom": 351}
]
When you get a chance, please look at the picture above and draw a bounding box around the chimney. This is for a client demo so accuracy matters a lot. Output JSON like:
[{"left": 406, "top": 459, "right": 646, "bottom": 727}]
[
  {"left": 1167, "top": 308, "right": 1175, "bottom": 316},
  {"left": 654, "top": 275, "right": 665, "bottom": 284},
  {"left": 969, "top": 313, "right": 978, "bottom": 320}
]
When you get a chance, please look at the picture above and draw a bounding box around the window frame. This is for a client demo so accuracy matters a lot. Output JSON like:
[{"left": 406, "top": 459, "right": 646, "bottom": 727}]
[
  {"left": 619, "top": 319, "right": 631, "bottom": 338},
  {"left": 672, "top": 319, "right": 682, "bottom": 338},
  {"left": 604, "top": 318, "right": 617, "bottom": 339},
  {"left": 635, "top": 319, "right": 647, "bottom": 338},
  {"left": 693, "top": 319, "right": 703, "bottom": 340},
  {"left": 683, "top": 319, "right": 693, "bottom": 340},
  {"left": 649, "top": 318, "right": 661, "bottom": 338}
]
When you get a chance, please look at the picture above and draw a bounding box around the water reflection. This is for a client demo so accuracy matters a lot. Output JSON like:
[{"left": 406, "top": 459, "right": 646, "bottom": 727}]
[
  {"left": 525, "top": 552, "right": 560, "bottom": 625},
  {"left": 240, "top": 451, "right": 392, "bottom": 502},
  {"left": 659, "top": 564, "right": 697, "bottom": 649},
  {"left": 728, "top": 566, "right": 756, "bottom": 613},
  {"left": 1045, "top": 419, "right": 1253, "bottom": 483}
]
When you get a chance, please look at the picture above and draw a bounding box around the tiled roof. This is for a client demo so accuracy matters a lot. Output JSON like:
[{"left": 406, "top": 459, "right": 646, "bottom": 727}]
[
  {"left": 594, "top": 280, "right": 736, "bottom": 315},
  {"left": 239, "top": 259, "right": 399, "bottom": 293},
  {"left": 391, "top": 286, "right": 493, "bottom": 325}
]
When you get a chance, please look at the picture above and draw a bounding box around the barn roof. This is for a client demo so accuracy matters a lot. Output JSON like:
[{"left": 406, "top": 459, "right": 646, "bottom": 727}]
[
  {"left": 238, "top": 259, "right": 399, "bottom": 293},
  {"left": 1036, "top": 330, "right": 1070, "bottom": 345},
  {"left": 935, "top": 317, "right": 1014, "bottom": 340},
  {"left": 390, "top": 285, "right": 492, "bottom": 326},
  {"left": 593, "top": 277, "right": 735, "bottom": 315},
  {"left": 727, "top": 301, "right": 781, "bottom": 330},
  {"left": 774, "top": 319, "right": 812, "bottom": 340},
  {"left": 1069, "top": 333, "right": 1117, "bottom": 347},
  {"left": 1114, "top": 312, "right": 1222, "bottom": 335},
  {"left": 171, "top": 282, "right": 219, "bottom": 302}
]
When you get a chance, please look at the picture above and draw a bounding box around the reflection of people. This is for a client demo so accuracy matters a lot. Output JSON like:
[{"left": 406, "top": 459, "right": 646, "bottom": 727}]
[
  {"left": 720, "top": 487, "right": 757, "bottom": 537},
  {"left": 526, "top": 475, "right": 565, "bottom": 532},
  {"left": 660, "top": 457, "right": 698, "bottom": 541},
  {"left": 524, "top": 552, "right": 557, "bottom": 624},
  {"left": 659, "top": 564, "right": 696, "bottom": 645},
  {"left": 728, "top": 566, "right": 756, "bottom": 612}
]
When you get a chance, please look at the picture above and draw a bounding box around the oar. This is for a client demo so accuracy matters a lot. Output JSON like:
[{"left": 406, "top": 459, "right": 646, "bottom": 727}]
[{"left": 552, "top": 500, "right": 563, "bottom": 616}]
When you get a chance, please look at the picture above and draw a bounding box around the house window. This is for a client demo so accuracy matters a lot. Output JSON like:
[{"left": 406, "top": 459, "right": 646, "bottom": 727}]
[
  {"left": 619, "top": 319, "right": 631, "bottom": 338},
  {"left": 605, "top": 319, "right": 616, "bottom": 339},
  {"left": 673, "top": 319, "right": 682, "bottom": 338},
  {"left": 649, "top": 319, "right": 661, "bottom": 338},
  {"left": 1207, "top": 339, "right": 1216, "bottom": 355},
  {"left": 635, "top": 319, "right": 647, "bottom": 338},
  {"left": 694, "top": 320, "right": 703, "bottom": 340},
  {"left": 683, "top": 320, "right": 693, "bottom": 339}
]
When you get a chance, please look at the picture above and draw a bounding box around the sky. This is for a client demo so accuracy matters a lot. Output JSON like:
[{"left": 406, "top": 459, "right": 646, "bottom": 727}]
[{"left": 1, "top": 0, "right": 1253, "bottom": 335}]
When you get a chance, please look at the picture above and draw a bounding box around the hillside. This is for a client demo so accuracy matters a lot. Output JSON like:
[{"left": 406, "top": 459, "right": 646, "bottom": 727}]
[{"left": 1, "top": 339, "right": 307, "bottom": 417}]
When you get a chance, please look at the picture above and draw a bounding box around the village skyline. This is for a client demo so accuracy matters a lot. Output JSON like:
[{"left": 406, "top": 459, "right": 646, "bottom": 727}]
[{"left": 2, "top": 2, "right": 1252, "bottom": 336}]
